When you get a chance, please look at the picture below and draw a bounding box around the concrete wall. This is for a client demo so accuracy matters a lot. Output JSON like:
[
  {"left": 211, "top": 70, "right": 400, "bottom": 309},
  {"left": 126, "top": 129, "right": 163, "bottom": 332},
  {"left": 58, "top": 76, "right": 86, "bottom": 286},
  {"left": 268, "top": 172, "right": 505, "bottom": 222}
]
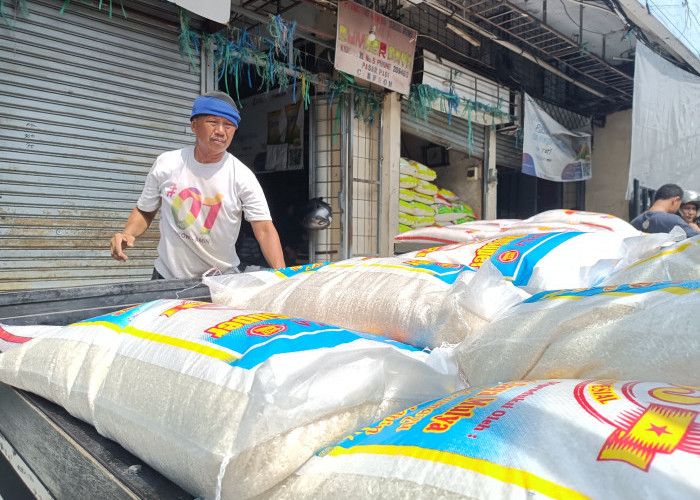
[
  {"left": 381, "top": 92, "right": 402, "bottom": 256},
  {"left": 435, "top": 152, "right": 483, "bottom": 217},
  {"left": 586, "top": 109, "right": 632, "bottom": 220}
]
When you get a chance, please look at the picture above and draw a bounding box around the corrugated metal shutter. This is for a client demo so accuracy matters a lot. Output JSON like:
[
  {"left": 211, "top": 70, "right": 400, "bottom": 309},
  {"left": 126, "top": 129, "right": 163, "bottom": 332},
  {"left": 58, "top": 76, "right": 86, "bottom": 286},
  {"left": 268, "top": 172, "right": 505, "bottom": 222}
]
[
  {"left": 401, "top": 102, "right": 486, "bottom": 157},
  {"left": 496, "top": 132, "right": 523, "bottom": 169},
  {"left": 0, "top": 0, "right": 204, "bottom": 290}
]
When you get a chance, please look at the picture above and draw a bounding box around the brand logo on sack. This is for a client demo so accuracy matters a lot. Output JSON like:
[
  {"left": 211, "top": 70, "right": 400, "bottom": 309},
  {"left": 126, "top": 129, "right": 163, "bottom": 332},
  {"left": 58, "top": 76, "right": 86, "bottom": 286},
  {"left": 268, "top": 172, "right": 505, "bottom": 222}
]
[
  {"left": 575, "top": 381, "right": 700, "bottom": 471},
  {"left": 247, "top": 323, "right": 287, "bottom": 337},
  {"left": 496, "top": 249, "right": 520, "bottom": 263},
  {"left": 206, "top": 313, "right": 290, "bottom": 338},
  {"left": 469, "top": 236, "right": 521, "bottom": 268}
]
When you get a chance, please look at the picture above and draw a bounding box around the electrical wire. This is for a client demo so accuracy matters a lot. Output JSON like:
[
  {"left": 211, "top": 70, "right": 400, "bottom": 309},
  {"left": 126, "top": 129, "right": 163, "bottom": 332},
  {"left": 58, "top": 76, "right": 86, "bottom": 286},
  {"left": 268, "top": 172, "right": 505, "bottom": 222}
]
[
  {"left": 557, "top": 0, "right": 619, "bottom": 35},
  {"left": 646, "top": 0, "right": 700, "bottom": 55}
]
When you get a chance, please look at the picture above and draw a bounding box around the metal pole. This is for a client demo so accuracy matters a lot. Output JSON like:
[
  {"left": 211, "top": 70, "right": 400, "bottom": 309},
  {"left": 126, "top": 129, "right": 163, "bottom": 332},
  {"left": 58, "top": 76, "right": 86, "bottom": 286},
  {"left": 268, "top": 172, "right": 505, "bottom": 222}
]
[
  {"left": 339, "top": 95, "right": 348, "bottom": 260},
  {"left": 376, "top": 104, "right": 383, "bottom": 256},
  {"left": 309, "top": 98, "right": 317, "bottom": 263},
  {"left": 347, "top": 90, "right": 355, "bottom": 258}
]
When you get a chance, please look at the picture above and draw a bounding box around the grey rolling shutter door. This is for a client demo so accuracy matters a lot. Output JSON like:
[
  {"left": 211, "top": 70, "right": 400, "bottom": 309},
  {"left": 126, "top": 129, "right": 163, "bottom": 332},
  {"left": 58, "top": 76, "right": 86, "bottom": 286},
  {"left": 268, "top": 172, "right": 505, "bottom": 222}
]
[
  {"left": 0, "top": 0, "right": 202, "bottom": 290},
  {"left": 496, "top": 132, "right": 523, "bottom": 169},
  {"left": 401, "top": 102, "right": 486, "bottom": 157}
]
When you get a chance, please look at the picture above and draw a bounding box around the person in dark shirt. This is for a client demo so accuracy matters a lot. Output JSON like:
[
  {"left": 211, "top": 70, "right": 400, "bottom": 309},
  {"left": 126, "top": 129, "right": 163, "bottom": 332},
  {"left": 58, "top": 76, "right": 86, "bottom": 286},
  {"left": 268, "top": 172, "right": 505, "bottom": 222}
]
[{"left": 630, "top": 183, "right": 700, "bottom": 238}]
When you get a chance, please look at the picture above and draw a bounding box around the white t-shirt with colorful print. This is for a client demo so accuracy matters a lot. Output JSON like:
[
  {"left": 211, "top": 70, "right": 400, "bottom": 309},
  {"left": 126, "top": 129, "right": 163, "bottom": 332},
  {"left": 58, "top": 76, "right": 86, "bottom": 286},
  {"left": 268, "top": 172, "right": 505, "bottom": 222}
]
[{"left": 137, "top": 146, "right": 271, "bottom": 279}]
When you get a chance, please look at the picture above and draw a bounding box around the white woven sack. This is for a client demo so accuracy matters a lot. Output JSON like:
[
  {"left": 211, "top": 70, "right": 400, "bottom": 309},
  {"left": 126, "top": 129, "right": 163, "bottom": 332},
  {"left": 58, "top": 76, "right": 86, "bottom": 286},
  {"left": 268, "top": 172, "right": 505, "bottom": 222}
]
[
  {"left": 455, "top": 280, "right": 700, "bottom": 387},
  {"left": 266, "top": 379, "right": 700, "bottom": 499},
  {"left": 205, "top": 257, "right": 527, "bottom": 349},
  {"left": 524, "top": 209, "right": 642, "bottom": 236},
  {"left": 0, "top": 323, "right": 60, "bottom": 353},
  {"left": 602, "top": 233, "right": 700, "bottom": 285},
  {"left": 204, "top": 263, "right": 329, "bottom": 306},
  {"left": 394, "top": 219, "right": 621, "bottom": 247},
  {"left": 0, "top": 299, "right": 464, "bottom": 499}
]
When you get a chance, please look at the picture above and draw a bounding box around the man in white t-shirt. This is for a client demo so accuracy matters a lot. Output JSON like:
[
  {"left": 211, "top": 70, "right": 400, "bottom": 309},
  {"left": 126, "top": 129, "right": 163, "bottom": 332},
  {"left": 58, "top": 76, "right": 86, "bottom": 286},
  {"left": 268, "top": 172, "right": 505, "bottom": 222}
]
[{"left": 110, "top": 91, "right": 285, "bottom": 279}]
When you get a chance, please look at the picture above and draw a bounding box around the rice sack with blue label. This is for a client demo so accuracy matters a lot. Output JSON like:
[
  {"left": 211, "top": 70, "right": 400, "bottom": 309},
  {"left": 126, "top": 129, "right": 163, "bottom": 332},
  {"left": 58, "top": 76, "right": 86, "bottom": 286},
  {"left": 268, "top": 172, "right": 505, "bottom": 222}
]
[
  {"left": 455, "top": 281, "right": 700, "bottom": 387},
  {"left": 205, "top": 256, "right": 523, "bottom": 350},
  {"left": 265, "top": 379, "right": 700, "bottom": 499},
  {"left": 401, "top": 231, "right": 672, "bottom": 293},
  {"left": 0, "top": 299, "right": 463, "bottom": 499}
]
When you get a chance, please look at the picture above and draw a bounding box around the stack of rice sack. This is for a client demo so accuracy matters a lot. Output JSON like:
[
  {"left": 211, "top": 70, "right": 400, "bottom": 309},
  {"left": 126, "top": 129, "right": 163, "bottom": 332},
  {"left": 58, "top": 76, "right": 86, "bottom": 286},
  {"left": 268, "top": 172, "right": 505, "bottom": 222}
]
[
  {"left": 266, "top": 378, "right": 700, "bottom": 499},
  {"left": 205, "top": 256, "right": 527, "bottom": 349},
  {"left": 433, "top": 188, "right": 477, "bottom": 227},
  {"left": 0, "top": 299, "right": 464, "bottom": 499},
  {"left": 400, "top": 230, "right": 675, "bottom": 293},
  {"left": 398, "top": 158, "right": 476, "bottom": 233},
  {"left": 395, "top": 209, "right": 642, "bottom": 247}
]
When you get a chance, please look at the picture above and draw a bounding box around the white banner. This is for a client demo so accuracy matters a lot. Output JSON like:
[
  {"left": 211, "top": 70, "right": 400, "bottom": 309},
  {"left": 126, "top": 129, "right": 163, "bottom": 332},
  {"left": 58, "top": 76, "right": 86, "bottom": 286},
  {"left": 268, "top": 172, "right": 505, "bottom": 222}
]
[
  {"left": 171, "top": 0, "right": 231, "bottom": 24},
  {"left": 627, "top": 43, "right": 700, "bottom": 198},
  {"left": 521, "top": 93, "right": 592, "bottom": 182}
]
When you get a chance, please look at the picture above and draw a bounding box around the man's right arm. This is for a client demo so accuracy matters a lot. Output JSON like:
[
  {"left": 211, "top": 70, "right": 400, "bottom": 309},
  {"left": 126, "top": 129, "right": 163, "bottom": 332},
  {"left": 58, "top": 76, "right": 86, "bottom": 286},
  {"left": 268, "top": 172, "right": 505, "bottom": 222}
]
[{"left": 110, "top": 207, "right": 158, "bottom": 261}]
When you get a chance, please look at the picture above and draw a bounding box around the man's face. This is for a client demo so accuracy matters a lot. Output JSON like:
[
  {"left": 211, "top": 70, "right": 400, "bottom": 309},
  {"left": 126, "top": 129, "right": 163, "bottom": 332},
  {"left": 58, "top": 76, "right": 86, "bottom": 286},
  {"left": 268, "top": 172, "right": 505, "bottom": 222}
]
[
  {"left": 680, "top": 202, "right": 697, "bottom": 223},
  {"left": 190, "top": 115, "right": 237, "bottom": 155}
]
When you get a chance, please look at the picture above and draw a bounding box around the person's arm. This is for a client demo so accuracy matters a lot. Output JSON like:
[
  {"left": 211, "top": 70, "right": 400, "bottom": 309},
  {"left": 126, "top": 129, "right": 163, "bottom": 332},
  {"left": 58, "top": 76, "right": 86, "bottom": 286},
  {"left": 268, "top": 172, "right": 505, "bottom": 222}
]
[
  {"left": 250, "top": 220, "right": 285, "bottom": 269},
  {"left": 110, "top": 207, "right": 158, "bottom": 261}
]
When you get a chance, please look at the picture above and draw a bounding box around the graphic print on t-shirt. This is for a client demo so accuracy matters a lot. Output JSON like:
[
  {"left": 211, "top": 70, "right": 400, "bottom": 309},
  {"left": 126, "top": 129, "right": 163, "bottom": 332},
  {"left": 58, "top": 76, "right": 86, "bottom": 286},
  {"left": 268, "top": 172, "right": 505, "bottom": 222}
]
[{"left": 171, "top": 187, "right": 224, "bottom": 236}]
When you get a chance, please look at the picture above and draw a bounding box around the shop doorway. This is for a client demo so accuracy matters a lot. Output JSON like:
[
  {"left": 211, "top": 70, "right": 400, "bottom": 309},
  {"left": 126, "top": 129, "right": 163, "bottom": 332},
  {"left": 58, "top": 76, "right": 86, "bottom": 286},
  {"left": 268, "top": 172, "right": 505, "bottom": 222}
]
[
  {"left": 497, "top": 166, "right": 585, "bottom": 219},
  {"left": 222, "top": 80, "right": 310, "bottom": 269}
]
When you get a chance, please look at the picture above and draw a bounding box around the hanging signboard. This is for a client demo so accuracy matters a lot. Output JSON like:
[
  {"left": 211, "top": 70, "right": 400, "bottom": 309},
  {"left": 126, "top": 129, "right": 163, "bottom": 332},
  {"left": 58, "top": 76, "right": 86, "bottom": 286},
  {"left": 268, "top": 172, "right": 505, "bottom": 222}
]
[
  {"left": 335, "top": 1, "right": 417, "bottom": 95},
  {"left": 521, "top": 93, "right": 592, "bottom": 182}
]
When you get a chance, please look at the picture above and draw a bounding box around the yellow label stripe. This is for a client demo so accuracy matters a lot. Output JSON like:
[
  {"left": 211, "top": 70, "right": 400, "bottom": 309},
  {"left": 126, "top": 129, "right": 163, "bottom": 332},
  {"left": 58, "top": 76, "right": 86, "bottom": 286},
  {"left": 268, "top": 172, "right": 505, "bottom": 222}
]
[
  {"left": 624, "top": 241, "right": 695, "bottom": 270},
  {"left": 74, "top": 321, "right": 239, "bottom": 363},
  {"left": 327, "top": 444, "right": 590, "bottom": 500},
  {"left": 330, "top": 263, "right": 441, "bottom": 277},
  {"left": 543, "top": 286, "right": 697, "bottom": 302}
]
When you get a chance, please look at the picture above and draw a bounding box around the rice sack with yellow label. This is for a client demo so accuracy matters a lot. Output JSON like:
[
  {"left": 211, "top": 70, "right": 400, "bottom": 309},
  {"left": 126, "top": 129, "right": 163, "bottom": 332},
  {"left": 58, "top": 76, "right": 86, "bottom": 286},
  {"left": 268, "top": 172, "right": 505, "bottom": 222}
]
[
  {"left": 205, "top": 257, "right": 520, "bottom": 349},
  {"left": 0, "top": 299, "right": 463, "bottom": 499},
  {"left": 265, "top": 379, "right": 700, "bottom": 499},
  {"left": 456, "top": 280, "right": 700, "bottom": 387}
]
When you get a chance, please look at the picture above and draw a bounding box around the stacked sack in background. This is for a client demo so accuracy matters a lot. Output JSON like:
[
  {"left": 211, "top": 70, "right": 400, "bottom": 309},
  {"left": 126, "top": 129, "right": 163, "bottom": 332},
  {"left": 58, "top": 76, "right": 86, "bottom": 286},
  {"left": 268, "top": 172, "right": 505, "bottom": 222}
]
[
  {"left": 266, "top": 379, "right": 700, "bottom": 499},
  {"left": 0, "top": 299, "right": 464, "bottom": 499},
  {"left": 400, "top": 229, "right": 674, "bottom": 293},
  {"left": 399, "top": 157, "right": 476, "bottom": 233},
  {"left": 395, "top": 208, "right": 644, "bottom": 247}
]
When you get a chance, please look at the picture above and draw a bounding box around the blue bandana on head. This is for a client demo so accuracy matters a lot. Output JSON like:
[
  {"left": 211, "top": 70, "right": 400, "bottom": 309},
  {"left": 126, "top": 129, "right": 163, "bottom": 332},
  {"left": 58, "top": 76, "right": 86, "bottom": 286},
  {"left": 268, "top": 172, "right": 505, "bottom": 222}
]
[{"left": 190, "top": 96, "right": 241, "bottom": 127}]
